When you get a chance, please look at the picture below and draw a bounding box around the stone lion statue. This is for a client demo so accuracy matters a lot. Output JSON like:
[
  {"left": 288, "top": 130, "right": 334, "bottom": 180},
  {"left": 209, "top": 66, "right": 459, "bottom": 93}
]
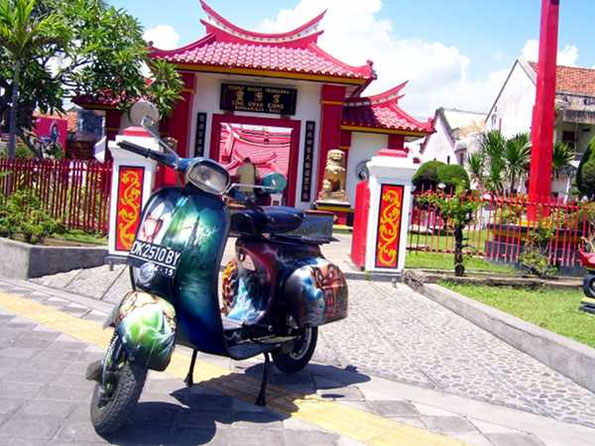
[{"left": 318, "top": 149, "right": 348, "bottom": 202}]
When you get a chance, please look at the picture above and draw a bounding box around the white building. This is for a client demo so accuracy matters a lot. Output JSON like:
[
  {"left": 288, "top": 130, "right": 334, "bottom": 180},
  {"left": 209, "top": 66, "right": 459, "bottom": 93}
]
[
  {"left": 420, "top": 108, "right": 485, "bottom": 166},
  {"left": 486, "top": 58, "right": 595, "bottom": 198}
]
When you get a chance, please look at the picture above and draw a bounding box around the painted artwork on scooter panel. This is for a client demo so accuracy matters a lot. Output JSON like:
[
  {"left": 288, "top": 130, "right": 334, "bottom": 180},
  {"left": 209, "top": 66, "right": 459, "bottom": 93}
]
[{"left": 129, "top": 187, "right": 230, "bottom": 355}]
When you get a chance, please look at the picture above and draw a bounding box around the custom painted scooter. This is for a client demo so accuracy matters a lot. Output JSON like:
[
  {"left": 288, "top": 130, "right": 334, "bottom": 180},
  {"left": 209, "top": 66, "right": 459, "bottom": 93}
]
[{"left": 88, "top": 103, "right": 348, "bottom": 434}]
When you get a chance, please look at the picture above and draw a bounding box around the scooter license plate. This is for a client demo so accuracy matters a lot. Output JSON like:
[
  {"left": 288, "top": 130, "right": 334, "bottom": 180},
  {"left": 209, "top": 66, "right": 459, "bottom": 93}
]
[{"left": 128, "top": 240, "right": 183, "bottom": 273}]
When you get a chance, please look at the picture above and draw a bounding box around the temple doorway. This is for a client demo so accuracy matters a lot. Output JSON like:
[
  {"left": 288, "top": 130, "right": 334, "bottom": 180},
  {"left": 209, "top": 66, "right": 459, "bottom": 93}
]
[{"left": 210, "top": 114, "right": 301, "bottom": 206}]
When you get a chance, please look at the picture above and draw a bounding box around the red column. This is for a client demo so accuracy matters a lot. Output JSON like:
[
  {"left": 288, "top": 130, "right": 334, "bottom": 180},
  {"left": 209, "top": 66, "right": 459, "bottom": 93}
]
[
  {"left": 104, "top": 110, "right": 122, "bottom": 141},
  {"left": 317, "top": 85, "right": 346, "bottom": 193},
  {"left": 155, "top": 73, "right": 195, "bottom": 188},
  {"left": 387, "top": 134, "right": 407, "bottom": 153},
  {"left": 528, "top": 0, "right": 559, "bottom": 215},
  {"left": 166, "top": 72, "right": 195, "bottom": 157}
]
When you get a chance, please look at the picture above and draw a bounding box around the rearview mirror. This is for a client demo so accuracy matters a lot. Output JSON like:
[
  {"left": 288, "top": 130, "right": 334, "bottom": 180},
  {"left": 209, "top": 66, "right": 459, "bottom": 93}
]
[
  {"left": 261, "top": 173, "right": 287, "bottom": 193},
  {"left": 130, "top": 100, "right": 160, "bottom": 128}
]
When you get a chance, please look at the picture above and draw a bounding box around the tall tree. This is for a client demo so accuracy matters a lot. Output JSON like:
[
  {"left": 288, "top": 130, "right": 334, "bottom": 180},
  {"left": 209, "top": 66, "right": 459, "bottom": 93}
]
[
  {"left": 0, "top": 0, "right": 182, "bottom": 157},
  {"left": 0, "top": 0, "right": 66, "bottom": 157}
]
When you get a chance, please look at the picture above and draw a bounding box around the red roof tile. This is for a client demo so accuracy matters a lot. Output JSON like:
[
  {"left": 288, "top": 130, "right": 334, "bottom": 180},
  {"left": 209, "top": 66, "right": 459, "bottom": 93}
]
[
  {"left": 528, "top": 61, "right": 595, "bottom": 97},
  {"left": 150, "top": 2, "right": 374, "bottom": 83},
  {"left": 342, "top": 83, "right": 434, "bottom": 135}
]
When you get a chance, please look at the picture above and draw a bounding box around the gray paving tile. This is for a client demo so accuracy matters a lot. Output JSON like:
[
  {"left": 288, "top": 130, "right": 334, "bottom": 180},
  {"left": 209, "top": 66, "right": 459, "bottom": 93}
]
[
  {"left": 0, "top": 347, "right": 41, "bottom": 359},
  {"left": 421, "top": 416, "right": 478, "bottom": 434},
  {"left": 219, "top": 426, "right": 286, "bottom": 446},
  {"left": 0, "top": 399, "right": 25, "bottom": 415},
  {"left": 232, "top": 409, "right": 284, "bottom": 427},
  {"left": 486, "top": 433, "right": 546, "bottom": 446},
  {"left": 283, "top": 429, "right": 339, "bottom": 446},
  {"left": 0, "top": 381, "right": 43, "bottom": 399},
  {"left": 366, "top": 400, "right": 420, "bottom": 417},
  {"left": 55, "top": 419, "right": 109, "bottom": 444},
  {"left": 37, "top": 384, "right": 93, "bottom": 402},
  {"left": 0, "top": 415, "right": 63, "bottom": 439},
  {"left": 18, "top": 400, "right": 77, "bottom": 418}
]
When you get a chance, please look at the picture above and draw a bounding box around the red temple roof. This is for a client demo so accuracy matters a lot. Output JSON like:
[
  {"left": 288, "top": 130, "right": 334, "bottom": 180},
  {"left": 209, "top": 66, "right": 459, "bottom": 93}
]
[
  {"left": 342, "top": 83, "right": 434, "bottom": 136},
  {"left": 149, "top": 1, "right": 374, "bottom": 85}
]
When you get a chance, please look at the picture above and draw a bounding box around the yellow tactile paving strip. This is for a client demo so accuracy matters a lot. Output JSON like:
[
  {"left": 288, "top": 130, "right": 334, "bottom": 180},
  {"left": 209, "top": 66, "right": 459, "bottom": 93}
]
[{"left": 0, "top": 291, "right": 466, "bottom": 446}]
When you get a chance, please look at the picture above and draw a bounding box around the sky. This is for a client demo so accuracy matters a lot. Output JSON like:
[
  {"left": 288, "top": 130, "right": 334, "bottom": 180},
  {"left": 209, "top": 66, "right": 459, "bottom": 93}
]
[{"left": 110, "top": 0, "right": 595, "bottom": 119}]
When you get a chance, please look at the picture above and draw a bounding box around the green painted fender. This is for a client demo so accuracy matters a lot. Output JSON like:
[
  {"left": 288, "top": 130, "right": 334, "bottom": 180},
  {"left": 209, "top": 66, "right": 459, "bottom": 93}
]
[{"left": 109, "top": 291, "right": 176, "bottom": 371}]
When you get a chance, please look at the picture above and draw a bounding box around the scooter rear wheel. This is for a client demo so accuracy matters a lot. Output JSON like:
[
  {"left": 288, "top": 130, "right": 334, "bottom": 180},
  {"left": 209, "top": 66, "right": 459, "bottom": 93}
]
[
  {"left": 272, "top": 326, "right": 317, "bottom": 373},
  {"left": 90, "top": 333, "right": 147, "bottom": 435}
]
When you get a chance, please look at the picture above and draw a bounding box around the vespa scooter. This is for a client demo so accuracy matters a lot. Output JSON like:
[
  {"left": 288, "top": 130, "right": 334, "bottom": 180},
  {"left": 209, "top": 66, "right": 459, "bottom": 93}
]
[{"left": 87, "top": 102, "right": 348, "bottom": 434}]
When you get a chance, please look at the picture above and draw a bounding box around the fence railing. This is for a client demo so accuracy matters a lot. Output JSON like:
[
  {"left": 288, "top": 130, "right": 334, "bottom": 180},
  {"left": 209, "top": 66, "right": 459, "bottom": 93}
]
[
  {"left": 408, "top": 191, "right": 592, "bottom": 267},
  {"left": 0, "top": 158, "right": 112, "bottom": 234}
]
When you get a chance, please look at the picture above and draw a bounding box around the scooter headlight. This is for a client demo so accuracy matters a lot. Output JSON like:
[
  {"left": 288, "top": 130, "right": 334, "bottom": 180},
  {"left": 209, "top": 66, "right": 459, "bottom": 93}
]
[{"left": 186, "top": 160, "right": 230, "bottom": 195}]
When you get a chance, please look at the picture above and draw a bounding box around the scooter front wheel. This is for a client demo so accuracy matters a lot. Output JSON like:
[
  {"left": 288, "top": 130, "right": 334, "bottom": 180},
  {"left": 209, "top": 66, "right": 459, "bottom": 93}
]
[
  {"left": 272, "top": 326, "right": 318, "bottom": 373},
  {"left": 90, "top": 333, "right": 147, "bottom": 435}
]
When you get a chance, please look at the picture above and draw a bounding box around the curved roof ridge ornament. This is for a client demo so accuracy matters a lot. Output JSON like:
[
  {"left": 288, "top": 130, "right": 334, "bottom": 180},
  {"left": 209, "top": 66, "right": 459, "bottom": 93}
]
[
  {"left": 345, "top": 81, "right": 409, "bottom": 107},
  {"left": 199, "top": 0, "right": 326, "bottom": 44}
]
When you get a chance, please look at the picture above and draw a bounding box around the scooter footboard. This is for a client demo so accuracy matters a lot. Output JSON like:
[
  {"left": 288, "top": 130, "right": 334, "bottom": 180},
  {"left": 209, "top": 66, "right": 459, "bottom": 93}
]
[
  {"left": 106, "top": 291, "right": 177, "bottom": 371},
  {"left": 283, "top": 259, "right": 348, "bottom": 327}
]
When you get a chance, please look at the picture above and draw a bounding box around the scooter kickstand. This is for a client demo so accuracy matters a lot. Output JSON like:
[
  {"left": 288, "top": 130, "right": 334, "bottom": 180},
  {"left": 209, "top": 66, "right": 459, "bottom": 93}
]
[
  {"left": 255, "top": 351, "right": 271, "bottom": 406},
  {"left": 184, "top": 349, "right": 198, "bottom": 388}
]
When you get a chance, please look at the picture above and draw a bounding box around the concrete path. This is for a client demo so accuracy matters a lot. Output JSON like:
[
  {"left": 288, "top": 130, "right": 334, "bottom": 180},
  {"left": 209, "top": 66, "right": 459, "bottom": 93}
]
[{"left": 2, "top": 277, "right": 595, "bottom": 445}]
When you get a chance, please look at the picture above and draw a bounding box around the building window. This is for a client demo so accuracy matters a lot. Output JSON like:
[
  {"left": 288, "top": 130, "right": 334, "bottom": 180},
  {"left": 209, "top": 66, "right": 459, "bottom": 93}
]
[
  {"left": 447, "top": 155, "right": 451, "bottom": 165},
  {"left": 562, "top": 130, "right": 576, "bottom": 151}
]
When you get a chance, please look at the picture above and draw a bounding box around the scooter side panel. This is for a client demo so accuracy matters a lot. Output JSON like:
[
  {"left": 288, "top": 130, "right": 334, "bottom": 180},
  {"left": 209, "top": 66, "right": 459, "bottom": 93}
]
[
  {"left": 111, "top": 291, "right": 176, "bottom": 371},
  {"left": 129, "top": 187, "right": 228, "bottom": 356},
  {"left": 283, "top": 258, "right": 348, "bottom": 327}
]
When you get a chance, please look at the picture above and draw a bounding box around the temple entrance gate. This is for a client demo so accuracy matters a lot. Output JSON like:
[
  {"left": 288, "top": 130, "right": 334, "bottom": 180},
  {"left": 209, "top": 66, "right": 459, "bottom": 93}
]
[{"left": 209, "top": 114, "right": 302, "bottom": 206}]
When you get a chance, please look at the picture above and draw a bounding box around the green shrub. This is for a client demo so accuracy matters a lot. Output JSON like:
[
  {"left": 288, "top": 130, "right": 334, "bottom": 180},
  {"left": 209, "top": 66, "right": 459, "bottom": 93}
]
[
  {"left": 413, "top": 160, "right": 446, "bottom": 190},
  {"left": 577, "top": 137, "right": 595, "bottom": 199},
  {"left": 437, "top": 164, "right": 470, "bottom": 189},
  {"left": 0, "top": 190, "right": 60, "bottom": 244}
]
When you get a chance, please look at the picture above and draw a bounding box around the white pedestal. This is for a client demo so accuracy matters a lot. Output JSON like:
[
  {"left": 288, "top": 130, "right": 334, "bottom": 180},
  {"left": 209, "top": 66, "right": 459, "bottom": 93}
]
[
  {"left": 364, "top": 150, "right": 417, "bottom": 274},
  {"left": 107, "top": 127, "right": 160, "bottom": 260}
]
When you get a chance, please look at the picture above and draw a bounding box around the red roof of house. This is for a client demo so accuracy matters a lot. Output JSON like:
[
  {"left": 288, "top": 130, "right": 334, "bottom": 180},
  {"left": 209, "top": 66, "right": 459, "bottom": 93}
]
[
  {"left": 149, "top": 1, "right": 374, "bottom": 84},
  {"left": 528, "top": 61, "right": 595, "bottom": 97},
  {"left": 342, "top": 83, "right": 434, "bottom": 135}
]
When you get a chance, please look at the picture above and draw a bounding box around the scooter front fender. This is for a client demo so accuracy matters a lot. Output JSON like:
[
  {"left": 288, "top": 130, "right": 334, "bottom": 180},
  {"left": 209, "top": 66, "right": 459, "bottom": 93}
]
[{"left": 106, "top": 291, "right": 176, "bottom": 371}]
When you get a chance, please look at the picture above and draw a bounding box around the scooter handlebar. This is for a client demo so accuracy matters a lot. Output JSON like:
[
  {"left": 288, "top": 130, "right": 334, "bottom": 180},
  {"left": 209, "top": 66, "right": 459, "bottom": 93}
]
[{"left": 117, "top": 140, "right": 178, "bottom": 168}]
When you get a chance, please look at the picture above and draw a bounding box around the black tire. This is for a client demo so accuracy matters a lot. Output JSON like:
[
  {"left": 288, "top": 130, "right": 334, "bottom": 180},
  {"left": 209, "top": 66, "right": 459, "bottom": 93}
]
[
  {"left": 272, "top": 326, "right": 317, "bottom": 373},
  {"left": 90, "top": 334, "right": 147, "bottom": 435}
]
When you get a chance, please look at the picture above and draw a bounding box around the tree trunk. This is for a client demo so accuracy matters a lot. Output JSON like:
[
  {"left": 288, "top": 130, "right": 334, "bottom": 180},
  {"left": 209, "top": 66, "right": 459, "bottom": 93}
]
[
  {"left": 7, "top": 60, "right": 21, "bottom": 159},
  {"left": 454, "top": 226, "right": 465, "bottom": 277}
]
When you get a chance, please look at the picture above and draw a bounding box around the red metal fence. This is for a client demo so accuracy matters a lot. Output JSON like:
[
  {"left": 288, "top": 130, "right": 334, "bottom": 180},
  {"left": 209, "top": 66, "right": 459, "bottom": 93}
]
[
  {"left": 408, "top": 192, "right": 592, "bottom": 268},
  {"left": 0, "top": 159, "right": 112, "bottom": 234}
]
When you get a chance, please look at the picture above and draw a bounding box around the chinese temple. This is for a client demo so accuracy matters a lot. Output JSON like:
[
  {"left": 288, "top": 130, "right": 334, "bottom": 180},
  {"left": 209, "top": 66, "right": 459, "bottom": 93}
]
[{"left": 76, "top": 0, "right": 433, "bottom": 216}]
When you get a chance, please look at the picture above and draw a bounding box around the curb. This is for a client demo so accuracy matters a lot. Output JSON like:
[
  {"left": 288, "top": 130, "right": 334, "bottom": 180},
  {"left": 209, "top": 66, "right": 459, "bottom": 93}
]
[{"left": 405, "top": 274, "right": 595, "bottom": 394}]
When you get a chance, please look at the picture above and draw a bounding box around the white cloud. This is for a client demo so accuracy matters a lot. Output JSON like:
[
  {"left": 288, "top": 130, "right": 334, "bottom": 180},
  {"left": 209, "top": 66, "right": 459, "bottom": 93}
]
[
  {"left": 259, "top": 0, "right": 506, "bottom": 117},
  {"left": 520, "top": 39, "right": 579, "bottom": 66},
  {"left": 143, "top": 25, "right": 180, "bottom": 50}
]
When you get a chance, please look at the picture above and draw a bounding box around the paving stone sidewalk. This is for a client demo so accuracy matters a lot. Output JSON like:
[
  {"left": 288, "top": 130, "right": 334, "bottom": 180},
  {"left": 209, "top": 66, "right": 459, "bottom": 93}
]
[
  {"left": 2, "top": 280, "right": 589, "bottom": 446},
  {"left": 32, "top": 260, "right": 595, "bottom": 431}
]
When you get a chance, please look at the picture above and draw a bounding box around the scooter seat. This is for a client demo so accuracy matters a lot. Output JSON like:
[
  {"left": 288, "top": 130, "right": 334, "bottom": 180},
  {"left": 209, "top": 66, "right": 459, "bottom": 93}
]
[{"left": 230, "top": 206, "right": 304, "bottom": 235}]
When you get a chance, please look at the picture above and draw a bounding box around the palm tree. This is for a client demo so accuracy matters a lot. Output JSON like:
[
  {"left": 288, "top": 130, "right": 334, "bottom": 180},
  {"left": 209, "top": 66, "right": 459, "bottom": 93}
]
[
  {"left": 552, "top": 141, "right": 575, "bottom": 179},
  {"left": 466, "top": 151, "right": 484, "bottom": 189},
  {"left": 504, "top": 133, "right": 531, "bottom": 195},
  {"left": 479, "top": 130, "right": 507, "bottom": 195},
  {"left": 0, "top": 0, "right": 66, "bottom": 158}
]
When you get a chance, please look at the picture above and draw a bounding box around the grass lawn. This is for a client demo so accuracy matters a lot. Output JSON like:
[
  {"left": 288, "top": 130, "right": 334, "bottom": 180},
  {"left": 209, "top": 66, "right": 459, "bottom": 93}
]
[
  {"left": 405, "top": 251, "right": 518, "bottom": 274},
  {"left": 52, "top": 230, "right": 107, "bottom": 246},
  {"left": 441, "top": 282, "right": 595, "bottom": 348}
]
